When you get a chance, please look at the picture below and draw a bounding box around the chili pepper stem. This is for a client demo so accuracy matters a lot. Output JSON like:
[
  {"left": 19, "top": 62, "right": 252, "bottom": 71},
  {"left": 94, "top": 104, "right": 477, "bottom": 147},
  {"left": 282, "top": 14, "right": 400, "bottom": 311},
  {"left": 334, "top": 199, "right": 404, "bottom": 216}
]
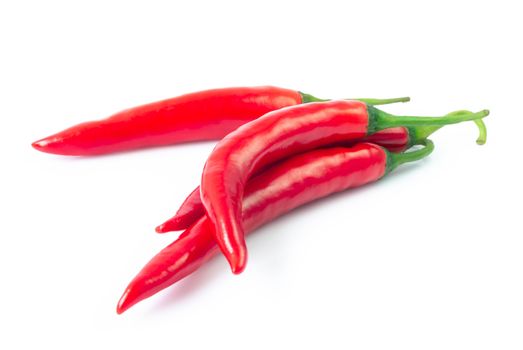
[
  {"left": 408, "top": 125, "right": 441, "bottom": 145},
  {"left": 408, "top": 110, "right": 488, "bottom": 146},
  {"left": 370, "top": 108, "right": 489, "bottom": 133},
  {"left": 299, "top": 92, "right": 410, "bottom": 106},
  {"left": 386, "top": 139, "right": 434, "bottom": 173},
  {"left": 355, "top": 96, "right": 411, "bottom": 105},
  {"left": 299, "top": 92, "right": 327, "bottom": 103},
  {"left": 474, "top": 119, "right": 487, "bottom": 145}
]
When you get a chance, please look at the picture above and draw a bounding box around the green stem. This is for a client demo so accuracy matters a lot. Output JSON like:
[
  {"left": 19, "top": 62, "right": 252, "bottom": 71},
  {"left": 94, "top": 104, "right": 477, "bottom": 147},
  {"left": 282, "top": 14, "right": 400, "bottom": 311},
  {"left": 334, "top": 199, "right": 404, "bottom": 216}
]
[
  {"left": 408, "top": 110, "right": 488, "bottom": 146},
  {"left": 299, "top": 92, "right": 410, "bottom": 106},
  {"left": 408, "top": 125, "right": 442, "bottom": 145},
  {"left": 299, "top": 92, "right": 328, "bottom": 103},
  {"left": 370, "top": 107, "right": 490, "bottom": 133},
  {"left": 354, "top": 97, "right": 410, "bottom": 105},
  {"left": 387, "top": 139, "right": 435, "bottom": 173},
  {"left": 474, "top": 119, "right": 487, "bottom": 145}
]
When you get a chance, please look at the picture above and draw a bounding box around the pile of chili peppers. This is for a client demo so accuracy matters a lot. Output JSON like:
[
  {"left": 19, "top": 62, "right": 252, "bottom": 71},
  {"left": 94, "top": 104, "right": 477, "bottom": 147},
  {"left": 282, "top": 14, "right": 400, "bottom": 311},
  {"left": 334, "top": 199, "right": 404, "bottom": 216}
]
[{"left": 32, "top": 86, "right": 489, "bottom": 314}]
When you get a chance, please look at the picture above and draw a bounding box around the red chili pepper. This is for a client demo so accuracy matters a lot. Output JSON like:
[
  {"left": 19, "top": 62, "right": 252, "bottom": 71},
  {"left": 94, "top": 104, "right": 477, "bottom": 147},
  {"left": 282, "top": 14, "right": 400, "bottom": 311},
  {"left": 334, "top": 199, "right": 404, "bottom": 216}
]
[
  {"left": 156, "top": 114, "right": 487, "bottom": 233},
  {"left": 199, "top": 101, "right": 489, "bottom": 273},
  {"left": 31, "top": 86, "right": 409, "bottom": 156},
  {"left": 156, "top": 126, "right": 415, "bottom": 233},
  {"left": 117, "top": 140, "right": 434, "bottom": 314}
]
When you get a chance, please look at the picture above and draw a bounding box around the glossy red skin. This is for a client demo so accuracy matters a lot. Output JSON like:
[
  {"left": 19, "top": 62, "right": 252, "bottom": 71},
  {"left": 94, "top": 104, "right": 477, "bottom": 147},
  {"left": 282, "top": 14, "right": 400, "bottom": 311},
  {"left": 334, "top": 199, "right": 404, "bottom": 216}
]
[
  {"left": 157, "top": 126, "right": 409, "bottom": 233},
  {"left": 156, "top": 187, "right": 205, "bottom": 233},
  {"left": 32, "top": 86, "right": 301, "bottom": 155},
  {"left": 117, "top": 143, "right": 387, "bottom": 314},
  {"left": 364, "top": 126, "right": 410, "bottom": 153},
  {"left": 201, "top": 100, "right": 369, "bottom": 273}
]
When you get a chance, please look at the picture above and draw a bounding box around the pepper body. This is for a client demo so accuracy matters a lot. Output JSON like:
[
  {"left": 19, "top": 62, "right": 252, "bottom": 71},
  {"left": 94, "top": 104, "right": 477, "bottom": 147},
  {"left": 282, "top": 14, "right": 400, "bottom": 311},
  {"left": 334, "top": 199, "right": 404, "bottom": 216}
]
[
  {"left": 32, "top": 86, "right": 301, "bottom": 155},
  {"left": 118, "top": 143, "right": 388, "bottom": 314},
  {"left": 160, "top": 187, "right": 206, "bottom": 232},
  {"left": 201, "top": 100, "right": 370, "bottom": 273},
  {"left": 199, "top": 100, "right": 488, "bottom": 273},
  {"left": 156, "top": 126, "right": 410, "bottom": 233},
  {"left": 364, "top": 126, "right": 410, "bottom": 153}
]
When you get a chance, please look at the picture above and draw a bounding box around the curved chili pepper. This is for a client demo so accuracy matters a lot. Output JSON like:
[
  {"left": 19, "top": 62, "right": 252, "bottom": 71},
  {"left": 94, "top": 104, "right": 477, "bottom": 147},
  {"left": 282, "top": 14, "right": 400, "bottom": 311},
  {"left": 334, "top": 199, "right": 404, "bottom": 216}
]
[
  {"left": 200, "top": 100, "right": 489, "bottom": 273},
  {"left": 156, "top": 126, "right": 413, "bottom": 233},
  {"left": 117, "top": 140, "right": 434, "bottom": 314},
  {"left": 31, "top": 86, "right": 409, "bottom": 156},
  {"left": 156, "top": 115, "right": 487, "bottom": 233}
]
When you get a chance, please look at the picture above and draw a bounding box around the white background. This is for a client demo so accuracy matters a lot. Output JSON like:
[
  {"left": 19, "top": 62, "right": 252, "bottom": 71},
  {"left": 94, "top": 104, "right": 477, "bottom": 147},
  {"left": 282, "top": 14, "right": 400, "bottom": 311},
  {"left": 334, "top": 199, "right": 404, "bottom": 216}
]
[{"left": 1, "top": 1, "right": 522, "bottom": 349}]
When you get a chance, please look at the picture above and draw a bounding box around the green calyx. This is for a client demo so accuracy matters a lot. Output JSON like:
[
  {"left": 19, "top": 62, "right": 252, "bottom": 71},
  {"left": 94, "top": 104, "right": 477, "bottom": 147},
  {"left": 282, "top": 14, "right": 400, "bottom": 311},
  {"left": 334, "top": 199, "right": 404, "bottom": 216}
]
[
  {"left": 386, "top": 139, "right": 435, "bottom": 173},
  {"left": 299, "top": 92, "right": 410, "bottom": 106}
]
